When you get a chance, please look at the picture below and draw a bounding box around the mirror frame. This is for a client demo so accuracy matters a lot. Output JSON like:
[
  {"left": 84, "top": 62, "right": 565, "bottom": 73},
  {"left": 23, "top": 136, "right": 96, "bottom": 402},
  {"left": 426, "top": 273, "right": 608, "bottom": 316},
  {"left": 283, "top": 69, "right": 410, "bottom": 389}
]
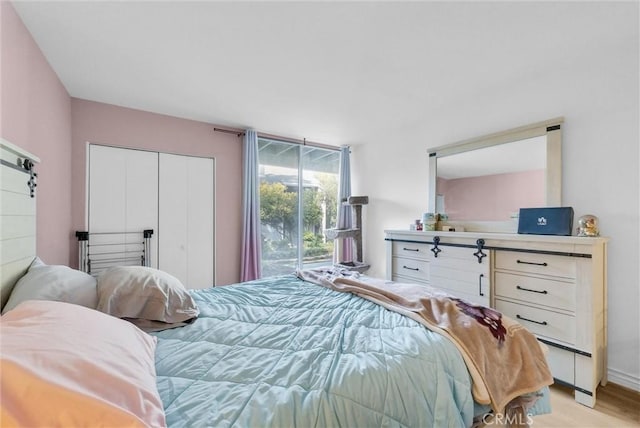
[{"left": 428, "top": 117, "right": 564, "bottom": 232}]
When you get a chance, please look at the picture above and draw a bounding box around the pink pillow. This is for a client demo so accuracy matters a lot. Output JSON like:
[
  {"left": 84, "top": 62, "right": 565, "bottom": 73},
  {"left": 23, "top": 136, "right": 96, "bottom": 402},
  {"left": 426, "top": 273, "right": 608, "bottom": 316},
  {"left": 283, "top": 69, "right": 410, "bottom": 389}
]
[{"left": 0, "top": 300, "right": 166, "bottom": 427}]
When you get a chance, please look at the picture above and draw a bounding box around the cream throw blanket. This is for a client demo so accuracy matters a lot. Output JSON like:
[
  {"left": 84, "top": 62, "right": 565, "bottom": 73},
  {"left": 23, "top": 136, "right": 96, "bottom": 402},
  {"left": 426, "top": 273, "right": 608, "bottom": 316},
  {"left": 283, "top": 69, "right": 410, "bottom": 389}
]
[{"left": 297, "top": 268, "right": 553, "bottom": 415}]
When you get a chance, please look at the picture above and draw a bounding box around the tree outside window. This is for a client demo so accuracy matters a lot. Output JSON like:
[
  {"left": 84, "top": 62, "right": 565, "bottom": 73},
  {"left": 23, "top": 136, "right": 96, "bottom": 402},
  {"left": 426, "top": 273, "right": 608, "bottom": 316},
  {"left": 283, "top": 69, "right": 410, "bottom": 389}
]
[{"left": 258, "top": 140, "right": 339, "bottom": 277}]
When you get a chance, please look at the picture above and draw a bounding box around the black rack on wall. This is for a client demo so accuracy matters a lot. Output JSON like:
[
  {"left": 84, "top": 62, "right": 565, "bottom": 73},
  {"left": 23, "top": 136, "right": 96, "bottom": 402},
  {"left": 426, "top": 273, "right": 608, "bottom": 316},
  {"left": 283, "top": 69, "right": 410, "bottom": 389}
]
[{"left": 75, "top": 230, "right": 153, "bottom": 276}]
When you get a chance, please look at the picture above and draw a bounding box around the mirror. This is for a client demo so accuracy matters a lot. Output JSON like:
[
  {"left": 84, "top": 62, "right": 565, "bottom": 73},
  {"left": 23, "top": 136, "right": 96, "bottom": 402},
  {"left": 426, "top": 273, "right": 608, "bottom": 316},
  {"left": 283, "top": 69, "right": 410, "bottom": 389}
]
[{"left": 428, "top": 118, "right": 563, "bottom": 232}]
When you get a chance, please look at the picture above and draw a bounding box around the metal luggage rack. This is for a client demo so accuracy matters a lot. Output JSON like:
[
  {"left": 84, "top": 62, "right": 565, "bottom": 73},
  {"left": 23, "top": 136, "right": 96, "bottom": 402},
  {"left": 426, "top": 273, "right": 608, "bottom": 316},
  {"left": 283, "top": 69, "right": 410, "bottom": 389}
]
[{"left": 75, "top": 230, "right": 153, "bottom": 276}]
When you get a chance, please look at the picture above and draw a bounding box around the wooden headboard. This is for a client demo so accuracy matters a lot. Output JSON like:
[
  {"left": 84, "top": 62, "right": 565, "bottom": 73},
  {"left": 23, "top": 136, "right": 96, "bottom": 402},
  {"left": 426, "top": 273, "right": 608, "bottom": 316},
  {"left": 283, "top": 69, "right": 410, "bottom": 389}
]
[{"left": 0, "top": 139, "right": 40, "bottom": 310}]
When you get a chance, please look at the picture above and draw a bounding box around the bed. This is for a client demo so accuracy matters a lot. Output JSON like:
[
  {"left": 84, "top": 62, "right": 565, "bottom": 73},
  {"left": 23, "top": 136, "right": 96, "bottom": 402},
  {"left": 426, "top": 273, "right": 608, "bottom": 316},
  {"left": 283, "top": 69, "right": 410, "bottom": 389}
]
[
  {"left": 0, "top": 140, "right": 552, "bottom": 427},
  {"left": 155, "top": 274, "right": 483, "bottom": 427}
]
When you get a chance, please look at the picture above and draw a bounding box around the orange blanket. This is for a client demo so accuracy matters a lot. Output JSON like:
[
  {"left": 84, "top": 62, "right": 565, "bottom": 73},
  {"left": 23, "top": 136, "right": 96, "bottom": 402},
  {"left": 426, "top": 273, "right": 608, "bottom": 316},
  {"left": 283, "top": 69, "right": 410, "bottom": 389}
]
[{"left": 297, "top": 268, "right": 553, "bottom": 414}]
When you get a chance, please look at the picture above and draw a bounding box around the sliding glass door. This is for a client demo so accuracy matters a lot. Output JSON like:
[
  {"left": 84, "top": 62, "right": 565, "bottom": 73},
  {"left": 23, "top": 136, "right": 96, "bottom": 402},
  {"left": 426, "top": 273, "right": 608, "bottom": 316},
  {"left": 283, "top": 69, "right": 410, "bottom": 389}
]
[{"left": 258, "top": 139, "right": 340, "bottom": 277}]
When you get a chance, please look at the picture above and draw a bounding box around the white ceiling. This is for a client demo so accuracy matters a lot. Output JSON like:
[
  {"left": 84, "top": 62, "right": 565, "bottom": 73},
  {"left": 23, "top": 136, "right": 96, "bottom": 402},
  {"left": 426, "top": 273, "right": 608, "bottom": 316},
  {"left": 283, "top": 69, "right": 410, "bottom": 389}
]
[{"left": 12, "top": 1, "right": 637, "bottom": 148}]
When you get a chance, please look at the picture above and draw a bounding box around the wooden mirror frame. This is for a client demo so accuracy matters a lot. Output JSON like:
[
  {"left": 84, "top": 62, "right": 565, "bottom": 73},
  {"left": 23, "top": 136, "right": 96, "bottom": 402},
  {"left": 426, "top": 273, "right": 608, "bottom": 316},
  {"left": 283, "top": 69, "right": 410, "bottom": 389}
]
[{"left": 428, "top": 117, "right": 564, "bottom": 233}]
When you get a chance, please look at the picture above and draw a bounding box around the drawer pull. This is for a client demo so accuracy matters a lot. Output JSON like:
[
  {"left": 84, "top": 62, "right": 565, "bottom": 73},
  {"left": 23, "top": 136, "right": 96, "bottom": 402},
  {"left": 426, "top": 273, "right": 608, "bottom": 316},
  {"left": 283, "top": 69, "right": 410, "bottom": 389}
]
[
  {"left": 402, "top": 265, "right": 419, "bottom": 271},
  {"left": 516, "top": 314, "right": 548, "bottom": 326},
  {"left": 517, "top": 259, "right": 548, "bottom": 267},
  {"left": 516, "top": 285, "right": 548, "bottom": 295},
  {"left": 403, "top": 247, "right": 420, "bottom": 252}
]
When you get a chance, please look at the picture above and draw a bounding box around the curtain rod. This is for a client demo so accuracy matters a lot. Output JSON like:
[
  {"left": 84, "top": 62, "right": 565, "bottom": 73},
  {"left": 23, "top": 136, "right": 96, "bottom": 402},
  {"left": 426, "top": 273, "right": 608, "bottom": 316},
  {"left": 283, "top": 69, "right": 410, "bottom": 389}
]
[
  {"left": 213, "top": 127, "right": 341, "bottom": 151},
  {"left": 213, "top": 127, "right": 245, "bottom": 137}
]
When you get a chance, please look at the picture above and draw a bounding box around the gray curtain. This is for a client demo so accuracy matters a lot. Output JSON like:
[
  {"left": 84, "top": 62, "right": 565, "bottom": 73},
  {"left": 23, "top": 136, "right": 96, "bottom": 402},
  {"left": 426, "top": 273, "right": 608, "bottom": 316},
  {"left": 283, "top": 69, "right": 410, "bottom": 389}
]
[
  {"left": 334, "top": 145, "right": 353, "bottom": 263},
  {"left": 240, "top": 130, "right": 262, "bottom": 281}
]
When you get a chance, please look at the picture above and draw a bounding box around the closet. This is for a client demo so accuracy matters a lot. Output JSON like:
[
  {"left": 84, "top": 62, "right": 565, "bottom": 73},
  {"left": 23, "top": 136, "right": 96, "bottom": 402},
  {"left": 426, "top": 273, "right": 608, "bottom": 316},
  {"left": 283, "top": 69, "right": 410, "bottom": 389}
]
[
  {"left": 87, "top": 144, "right": 215, "bottom": 288},
  {"left": 158, "top": 153, "right": 215, "bottom": 288}
]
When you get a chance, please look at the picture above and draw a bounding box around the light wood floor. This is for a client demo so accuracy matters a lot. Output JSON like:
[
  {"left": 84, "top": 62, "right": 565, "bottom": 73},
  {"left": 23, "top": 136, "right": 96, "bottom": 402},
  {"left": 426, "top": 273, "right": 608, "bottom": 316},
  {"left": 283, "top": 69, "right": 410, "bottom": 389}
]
[{"left": 532, "top": 383, "right": 640, "bottom": 427}]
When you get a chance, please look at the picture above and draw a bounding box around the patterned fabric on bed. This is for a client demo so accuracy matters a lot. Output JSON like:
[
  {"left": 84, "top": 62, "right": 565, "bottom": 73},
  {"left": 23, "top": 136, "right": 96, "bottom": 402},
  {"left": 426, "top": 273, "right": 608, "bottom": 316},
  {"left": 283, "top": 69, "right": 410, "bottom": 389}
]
[{"left": 152, "top": 275, "right": 549, "bottom": 427}]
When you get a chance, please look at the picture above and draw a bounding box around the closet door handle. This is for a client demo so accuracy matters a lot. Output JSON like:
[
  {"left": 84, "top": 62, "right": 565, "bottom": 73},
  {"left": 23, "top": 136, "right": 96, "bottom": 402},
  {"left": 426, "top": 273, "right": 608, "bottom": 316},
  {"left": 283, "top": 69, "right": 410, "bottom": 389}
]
[
  {"left": 478, "top": 273, "right": 485, "bottom": 297},
  {"left": 516, "top": 315, "right": 548, "bottom": 326},
  {"left": 516, "top": 285, "right": 548, "bottom": 294},
  {"left": 517, "top": 259, "right": 548, "bottom": 267},
  {"left": 402, "top": 265, "right": 419, "bottom": 271}
]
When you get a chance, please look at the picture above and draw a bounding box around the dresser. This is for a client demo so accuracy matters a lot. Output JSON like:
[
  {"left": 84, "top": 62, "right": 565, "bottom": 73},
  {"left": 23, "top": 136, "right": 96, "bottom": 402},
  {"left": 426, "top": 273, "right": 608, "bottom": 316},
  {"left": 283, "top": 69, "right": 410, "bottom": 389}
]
[{"left": 385, "top": 230, "right": 608, "bottom": 407}]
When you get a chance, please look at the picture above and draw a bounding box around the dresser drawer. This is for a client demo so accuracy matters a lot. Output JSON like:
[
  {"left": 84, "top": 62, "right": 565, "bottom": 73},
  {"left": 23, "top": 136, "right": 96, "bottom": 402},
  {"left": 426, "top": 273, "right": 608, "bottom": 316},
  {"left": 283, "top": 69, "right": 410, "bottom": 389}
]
[
  {"left": 392, "top": 241, "right": 430, "bottom": 261},
  {"left": 495, "top": 299, "right": 576, "bottom": 345},
  {"left": 431, "top": 267, "right": 489, "bottom": 300},
  {"left": 429, "top": 245, "right": 488, "bottom": 268},
  {"left": 494, "top": 272, "right": 576, "bottom": 312},
  {"left": 392, "top": 256, "right": 429, "bottom": 282},
  {"left": 430, "top": 272, "right": 488, "bottom": 297},
  {"left": 495, "top": 251, "right": 576, "bottom": 279}
]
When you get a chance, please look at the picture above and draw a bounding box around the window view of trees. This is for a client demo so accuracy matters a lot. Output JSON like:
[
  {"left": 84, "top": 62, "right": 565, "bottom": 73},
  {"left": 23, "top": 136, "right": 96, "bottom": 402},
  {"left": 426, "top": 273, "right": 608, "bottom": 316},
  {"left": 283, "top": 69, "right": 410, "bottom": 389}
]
[{"left": 258, "top": 139, "right": 340, "bottom": 277}]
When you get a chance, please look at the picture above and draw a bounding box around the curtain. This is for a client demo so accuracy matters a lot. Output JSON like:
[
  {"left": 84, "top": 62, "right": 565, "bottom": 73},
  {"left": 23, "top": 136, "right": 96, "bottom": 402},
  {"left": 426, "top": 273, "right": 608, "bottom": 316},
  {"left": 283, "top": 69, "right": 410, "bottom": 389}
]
[
  {"left": 240, "top": 130, "right": 262, "bottom": 281},
  {"left": 334, "top": 145, "right": 353, "bottom": 263}
]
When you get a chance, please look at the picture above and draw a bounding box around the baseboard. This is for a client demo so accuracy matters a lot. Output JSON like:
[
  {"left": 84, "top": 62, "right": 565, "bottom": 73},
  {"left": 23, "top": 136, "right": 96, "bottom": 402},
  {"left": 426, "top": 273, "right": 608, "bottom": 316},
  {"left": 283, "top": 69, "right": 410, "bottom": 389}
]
[{"left": 608, "top": 368, "right": 640, "bottom": 392}]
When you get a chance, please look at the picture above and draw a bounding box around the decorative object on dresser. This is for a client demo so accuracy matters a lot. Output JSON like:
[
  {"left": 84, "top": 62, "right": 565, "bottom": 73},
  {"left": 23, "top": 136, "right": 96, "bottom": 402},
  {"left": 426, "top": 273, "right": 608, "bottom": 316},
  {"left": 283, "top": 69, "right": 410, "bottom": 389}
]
[
  {"left": 577, "top": 214, "right": 600, "bottom": 237},
  {"left": 517, "top": 207, "right": 575, "bottom": 236},
  {"left": 385, "top": 229, "right": 608, "bottom": 408}
]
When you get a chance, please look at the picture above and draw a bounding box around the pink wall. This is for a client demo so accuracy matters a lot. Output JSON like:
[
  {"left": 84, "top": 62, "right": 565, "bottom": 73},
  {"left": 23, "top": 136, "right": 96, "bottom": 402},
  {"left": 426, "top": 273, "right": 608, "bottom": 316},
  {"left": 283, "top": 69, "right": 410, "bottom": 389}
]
[
  {"left": 438, "top": 169, "right": 545, "bottom": 221},
  {"left": 0, "top": 2, "right": 73, "bottom": 265},
  {"left": 1, "top": 3, "right": 242, "bottom": 284},
  {"left": 70, "top": 99, "right": 243, "bottom": 285}
]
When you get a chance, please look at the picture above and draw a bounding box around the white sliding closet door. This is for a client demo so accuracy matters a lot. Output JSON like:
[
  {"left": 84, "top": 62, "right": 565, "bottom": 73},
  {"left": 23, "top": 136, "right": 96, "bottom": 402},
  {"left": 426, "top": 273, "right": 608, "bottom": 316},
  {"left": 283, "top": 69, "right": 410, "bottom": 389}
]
[
  {"left": 158, "top": 153, "right": 214, "bottom": 288},
  {"left": 88, "top": 145, "right": 159, "bottom": 269}
]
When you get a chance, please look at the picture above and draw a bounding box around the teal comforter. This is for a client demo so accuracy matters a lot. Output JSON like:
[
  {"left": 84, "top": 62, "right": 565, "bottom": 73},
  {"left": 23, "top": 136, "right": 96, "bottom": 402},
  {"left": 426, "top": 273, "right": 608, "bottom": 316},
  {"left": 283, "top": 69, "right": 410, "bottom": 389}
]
[{"left": 153, "top": 275, "right": 547, "bottom": 427}]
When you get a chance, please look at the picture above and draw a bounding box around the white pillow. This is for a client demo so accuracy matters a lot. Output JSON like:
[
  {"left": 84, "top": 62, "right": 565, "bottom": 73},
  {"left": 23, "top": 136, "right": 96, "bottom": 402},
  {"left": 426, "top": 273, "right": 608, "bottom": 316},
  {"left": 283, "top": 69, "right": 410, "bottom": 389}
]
[
  {"left": 0, "top": 300, "right": 166, "bottom": 427},
  {"left": 97, "top": 266, "right": 199, "bottom": 327},
  {"left": 2, "top": 258, "right": 98, "bottom": 314},
  {"left": 29, "top": 256, "right": 46, "bottom": 269}
]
